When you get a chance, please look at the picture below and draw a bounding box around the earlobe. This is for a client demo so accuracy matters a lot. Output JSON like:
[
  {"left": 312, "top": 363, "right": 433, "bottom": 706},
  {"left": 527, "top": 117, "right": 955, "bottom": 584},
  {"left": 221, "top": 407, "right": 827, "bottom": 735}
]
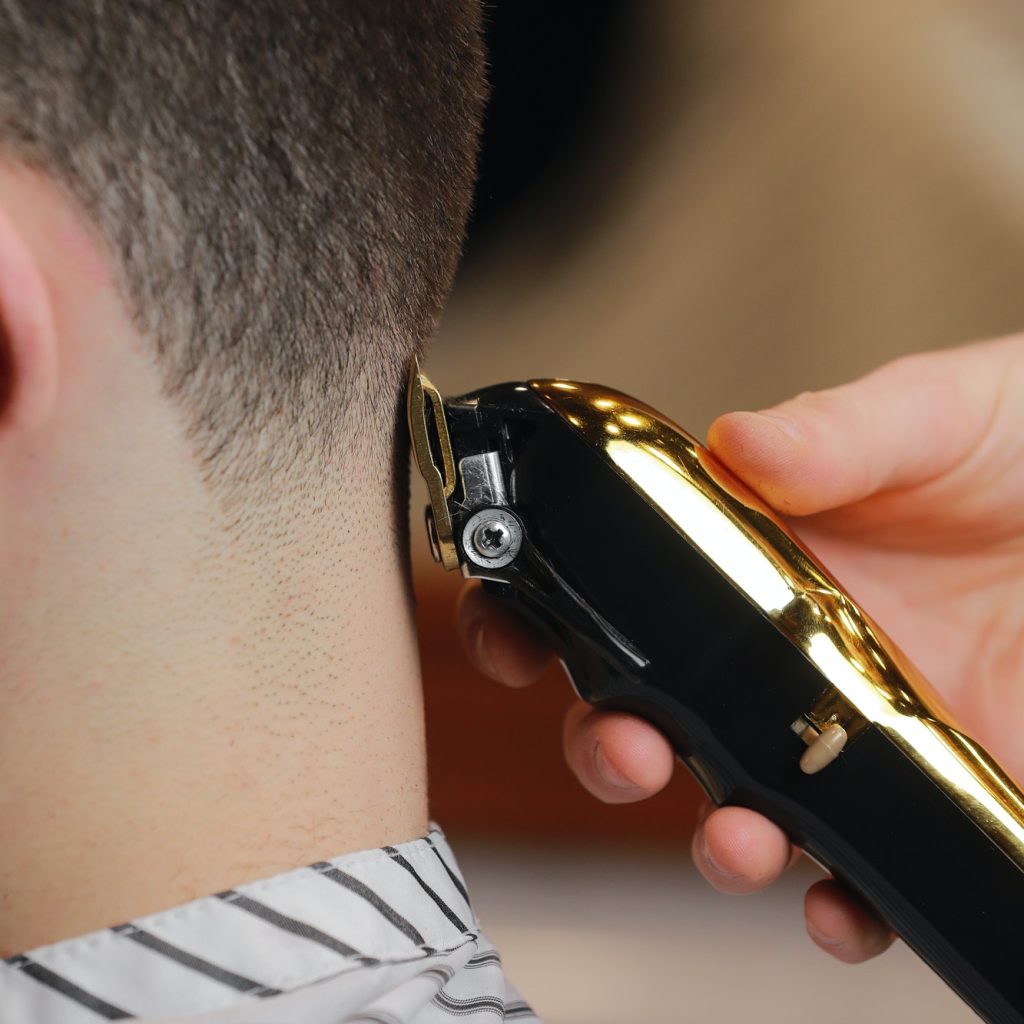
[{"left": 0, "top": 205, "right": 58, "bottom": 433}]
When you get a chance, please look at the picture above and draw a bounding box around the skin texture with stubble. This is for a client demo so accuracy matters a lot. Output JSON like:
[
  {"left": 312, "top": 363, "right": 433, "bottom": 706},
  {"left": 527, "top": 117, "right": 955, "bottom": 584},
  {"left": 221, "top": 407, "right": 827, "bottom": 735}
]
[
  {"left": 456, "top": 335, "right": 1024, "bottom": 963},
  {"left": 0, "top": 168, "right": 427, "bottom": 955},
  {"left": 0, "top": 1, "right": 485, "bottom": 956}
]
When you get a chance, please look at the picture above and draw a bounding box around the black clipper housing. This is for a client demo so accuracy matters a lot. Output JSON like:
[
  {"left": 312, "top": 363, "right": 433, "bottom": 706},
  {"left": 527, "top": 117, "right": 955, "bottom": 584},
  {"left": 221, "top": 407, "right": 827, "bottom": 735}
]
[{"left": 408, "top": 363, "right": 1024, "bottom": 1024}]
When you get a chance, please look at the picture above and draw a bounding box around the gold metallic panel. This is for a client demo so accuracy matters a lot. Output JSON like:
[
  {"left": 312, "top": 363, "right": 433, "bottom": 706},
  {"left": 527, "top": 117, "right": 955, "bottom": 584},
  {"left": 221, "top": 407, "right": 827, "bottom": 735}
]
[
  {"left": 407, "top": 359, "right": 460, "bottom": 570},
  {"left": 531, "top": 378, "right": 1024, "bottom": 870}
]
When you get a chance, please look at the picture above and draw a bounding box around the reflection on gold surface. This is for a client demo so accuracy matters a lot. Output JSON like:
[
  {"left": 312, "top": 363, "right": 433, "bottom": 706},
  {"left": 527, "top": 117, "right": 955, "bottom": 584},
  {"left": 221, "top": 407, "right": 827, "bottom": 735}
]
[
  {"left": 531, "top": 379, "right": 1024, "bottom": 869},
  {"left": 606, "top": 440, "right": 794, "bottom": 613}
]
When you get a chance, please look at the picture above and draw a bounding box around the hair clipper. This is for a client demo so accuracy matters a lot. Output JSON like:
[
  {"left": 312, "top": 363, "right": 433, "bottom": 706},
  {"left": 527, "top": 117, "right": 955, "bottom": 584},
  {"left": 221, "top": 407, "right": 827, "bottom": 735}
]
[{"left": 407, "top": 360, "right": 1024, "bottom": 1024}]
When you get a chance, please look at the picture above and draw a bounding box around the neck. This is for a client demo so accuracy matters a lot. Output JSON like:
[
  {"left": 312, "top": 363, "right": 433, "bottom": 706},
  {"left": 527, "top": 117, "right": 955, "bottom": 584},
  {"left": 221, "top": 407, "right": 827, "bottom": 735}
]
[
  {"left": 0, "top": 165, "right": 427, "bottom": 954},
  {"left": 0, "top": 469, "right": 427, "bottom": 954}
]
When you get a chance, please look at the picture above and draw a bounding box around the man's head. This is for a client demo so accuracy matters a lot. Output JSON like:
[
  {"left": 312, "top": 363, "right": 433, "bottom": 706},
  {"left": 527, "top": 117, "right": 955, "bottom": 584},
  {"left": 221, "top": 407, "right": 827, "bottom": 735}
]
[
  {"left": 0, "top": 0, "right": 485, "bottom": 504},
  {"left": 0, "top": 0, "right": 486, "bottom": 675},
  {"left": 0, "top": 0, "right": 486, "bottom": 779},
  {"left": 0, "top": 5, "right": 487, "bottom": 940}
]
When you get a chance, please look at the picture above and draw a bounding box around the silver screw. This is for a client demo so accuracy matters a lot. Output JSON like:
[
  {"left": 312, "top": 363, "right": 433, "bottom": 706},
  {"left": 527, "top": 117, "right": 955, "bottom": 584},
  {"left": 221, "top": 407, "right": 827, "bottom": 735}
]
[
  {"left": 461, "top": 508, "right": 523, "bottom": 570},
  {"left": 471, "top": 520, "right": 512, "bottom": 558}
]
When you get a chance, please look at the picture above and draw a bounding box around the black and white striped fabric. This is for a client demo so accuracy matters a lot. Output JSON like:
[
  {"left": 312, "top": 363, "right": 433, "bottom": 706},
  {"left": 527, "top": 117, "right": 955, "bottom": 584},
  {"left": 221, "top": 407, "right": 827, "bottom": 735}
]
[{"left": 0, "top": 827, "right": 539, "bottom": 1023}]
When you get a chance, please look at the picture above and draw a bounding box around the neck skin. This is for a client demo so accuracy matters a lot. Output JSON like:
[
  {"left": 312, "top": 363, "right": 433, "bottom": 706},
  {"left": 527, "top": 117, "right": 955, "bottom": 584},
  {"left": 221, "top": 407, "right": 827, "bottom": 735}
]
[{"left": 0, "top": 168, "right": 427, "bottom": 955}]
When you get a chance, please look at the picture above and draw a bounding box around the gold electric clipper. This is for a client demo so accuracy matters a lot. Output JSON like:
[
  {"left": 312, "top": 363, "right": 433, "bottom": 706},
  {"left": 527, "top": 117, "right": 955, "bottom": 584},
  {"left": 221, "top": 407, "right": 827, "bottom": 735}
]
[{"left": 408, "top": 361, "right": 1024, "bottom": 1024}]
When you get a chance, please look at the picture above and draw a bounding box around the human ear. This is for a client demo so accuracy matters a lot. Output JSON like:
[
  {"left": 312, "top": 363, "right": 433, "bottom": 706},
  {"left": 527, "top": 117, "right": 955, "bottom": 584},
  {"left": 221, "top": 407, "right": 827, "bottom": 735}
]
[{"left": 0, "top": 205, "right": 57, "bottom": 433}]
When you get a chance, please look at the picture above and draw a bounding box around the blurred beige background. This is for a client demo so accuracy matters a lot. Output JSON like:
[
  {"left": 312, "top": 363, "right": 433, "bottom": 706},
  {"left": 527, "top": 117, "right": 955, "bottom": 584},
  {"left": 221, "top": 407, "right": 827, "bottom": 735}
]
[
  {"left": 416, "top": 3, "right": 1024, "bottom": 1021},
  {"left": 431, "top": 0, "right": 1024, "bottom": 426}
]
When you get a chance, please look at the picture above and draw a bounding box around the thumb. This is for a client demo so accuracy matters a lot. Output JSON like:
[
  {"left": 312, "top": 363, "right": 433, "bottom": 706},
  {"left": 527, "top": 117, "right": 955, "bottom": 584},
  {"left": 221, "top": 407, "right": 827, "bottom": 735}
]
[{"left": 706, "top": 337, "right": 1021, "bottom": 517}]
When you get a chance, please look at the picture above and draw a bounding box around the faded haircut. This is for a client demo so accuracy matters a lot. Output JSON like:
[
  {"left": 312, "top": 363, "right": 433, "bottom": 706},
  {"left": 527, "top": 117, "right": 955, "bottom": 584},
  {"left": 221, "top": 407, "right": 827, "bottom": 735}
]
[{"left": 0, "top": 1, "right": 485, "bottom": 502}]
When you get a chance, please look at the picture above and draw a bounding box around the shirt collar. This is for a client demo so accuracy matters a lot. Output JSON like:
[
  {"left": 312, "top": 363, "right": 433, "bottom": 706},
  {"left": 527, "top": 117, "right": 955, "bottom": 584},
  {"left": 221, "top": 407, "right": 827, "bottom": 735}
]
[{"left": 2, "top": 826, "right": 481, "bottom": 1021}]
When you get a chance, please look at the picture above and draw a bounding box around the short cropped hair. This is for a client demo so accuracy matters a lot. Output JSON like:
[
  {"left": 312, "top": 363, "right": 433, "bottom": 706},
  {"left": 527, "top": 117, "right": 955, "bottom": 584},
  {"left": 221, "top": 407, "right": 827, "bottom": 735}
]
[{"left": 0, "top": 1, "right": 485, "bottom": 502}]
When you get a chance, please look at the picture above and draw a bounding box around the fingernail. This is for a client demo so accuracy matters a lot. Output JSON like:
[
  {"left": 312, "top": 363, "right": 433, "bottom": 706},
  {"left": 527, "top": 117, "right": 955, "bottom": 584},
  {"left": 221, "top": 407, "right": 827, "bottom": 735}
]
[
  {"left": 593, "top": 741, "right": 636, "bottom": 790},
  {"left": 753, "top": 410, "right": 804, "bottom": 442},
  {"left": 807, "top": 923, "right": 844, "bottom": 949},
  {"left": 470, "top": 620, "right": 498, "bottom": 679}
]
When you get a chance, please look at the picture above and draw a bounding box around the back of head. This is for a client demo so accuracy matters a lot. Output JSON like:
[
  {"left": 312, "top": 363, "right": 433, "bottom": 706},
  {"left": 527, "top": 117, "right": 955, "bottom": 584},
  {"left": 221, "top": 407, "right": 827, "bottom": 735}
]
[
  {"left": 0, "top": 3, "right": 488, "bottom": 940},
  {"left": 0, "top": 0, "right": 486, "bottom": 511}
]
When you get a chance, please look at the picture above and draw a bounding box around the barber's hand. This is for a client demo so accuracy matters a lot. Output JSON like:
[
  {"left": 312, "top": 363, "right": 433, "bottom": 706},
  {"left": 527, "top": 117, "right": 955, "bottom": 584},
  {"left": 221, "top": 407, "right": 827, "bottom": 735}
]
[{"left": 455, "top": 336, "right": 1024, "bottom": 964}]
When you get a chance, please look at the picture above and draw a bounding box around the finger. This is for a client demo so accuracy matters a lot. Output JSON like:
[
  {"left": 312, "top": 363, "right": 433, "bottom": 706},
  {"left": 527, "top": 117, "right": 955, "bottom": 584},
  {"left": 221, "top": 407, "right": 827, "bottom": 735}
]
[
  {"left": 691, "top": 805, "right": 793, "bottom": 894},
  {"left": 562, "top": 703, "right": 675, "bottom": 803},
  {"left": 804, "top": 878, "right": 896, "bottom": 963},
  {"left": 707, "top": 337, "right": 1022, "bottom": 517},
  {"left": 454, "top": 581, "right": 553, "bottom": 687}
]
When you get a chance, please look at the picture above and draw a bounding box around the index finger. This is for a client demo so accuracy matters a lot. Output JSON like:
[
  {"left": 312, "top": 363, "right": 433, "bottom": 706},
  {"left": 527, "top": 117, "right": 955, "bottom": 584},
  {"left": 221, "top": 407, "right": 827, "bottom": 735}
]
[
  {"left": 454, "top": 580, "right": 554, "bottom": 687},
  {"left": 707, "top": 337, "right": 1019, "bottom": 516}
]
